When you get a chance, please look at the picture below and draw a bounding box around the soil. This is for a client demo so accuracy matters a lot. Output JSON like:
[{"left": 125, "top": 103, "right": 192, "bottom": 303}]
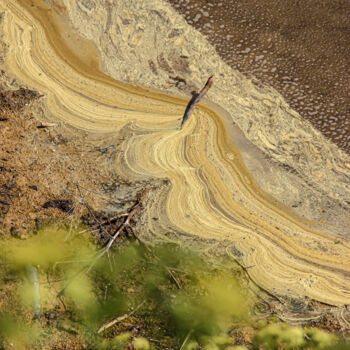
[
  {"left": 0, "top": 80, "right": 349, "bottom": 350},
  {"left": 0, "top": 77, "right": 172, "bottom": 349},
  {"left": 0, "top": 81, "right": 138, "bottom": 349},
  {"left": 0, "top": 80, "right": 131, "bottom": 239},
  {"left": 1, "top": 1, "right": 350, "bottom": 347}
]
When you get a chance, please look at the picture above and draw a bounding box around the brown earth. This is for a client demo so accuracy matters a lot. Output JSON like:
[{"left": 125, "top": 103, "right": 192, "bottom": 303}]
[
  {"left": 0, "top": 81, "right": 125, "bottom": 238},
  {"left": 0, "top": 80, "right": 149, "bottom": 349},
  {"left": 0, "top": 59, "right": 349, "bottom": 350}
]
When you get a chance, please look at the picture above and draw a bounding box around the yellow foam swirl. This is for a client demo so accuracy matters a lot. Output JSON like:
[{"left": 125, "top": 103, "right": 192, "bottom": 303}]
[{"left": 2, "top": 0, "right": 350, "bottom": 307}]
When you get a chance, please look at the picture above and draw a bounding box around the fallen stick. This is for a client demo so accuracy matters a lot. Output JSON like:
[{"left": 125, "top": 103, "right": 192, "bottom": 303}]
[
  {"left": 86, "top": 188, "right": 150, "bottom": 272},
  {"left": 100, "top": 213, "right": 128, "bottom": 225},
  {"left": 180, "top": 75, "right": 214, "bottom": 129},
  {"left": 104, "top": 189, "right": 149, "bottom": 253},
  {"left": 97, "top": 300, "right": 146, "bottom": 334},
  {"left": 166, "top": 267, "right": 182, "bottom": 289},
  {"left": 57, "top": 189, "right": 150, "bottom": 297},
  {"left": 75, "top": 183, "right": 112, "bottom": 239},
  {"left": 179, "top": 329, "right": 193, "bottom": 350},
  {"left": 38, "top": 122, "right": 60, "bottom": 128}
]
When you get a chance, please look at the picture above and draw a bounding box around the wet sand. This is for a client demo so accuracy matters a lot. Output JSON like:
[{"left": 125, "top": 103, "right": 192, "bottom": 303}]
[{"left": 167, "top": 0, "right": 350, "bottom": 153}]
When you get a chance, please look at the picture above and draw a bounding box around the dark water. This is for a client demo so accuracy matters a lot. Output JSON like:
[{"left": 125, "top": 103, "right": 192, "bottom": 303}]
[{"left": 167, "top": 0, "right": 350, "bottom": 153}]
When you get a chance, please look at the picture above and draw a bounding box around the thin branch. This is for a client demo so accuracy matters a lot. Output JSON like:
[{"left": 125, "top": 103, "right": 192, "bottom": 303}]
[
  {"left": 179, "top": 329, "right": 193, "bottom": 350},
  {"left": 86, "top": 188, "right": 150, "bottom": 272},
  {"left": 38, "top": 122, "right": 60, "bottom": 128},
  {"left": 97, "top": 300, "right": 146, "bottom": 334},
  {"left": 166, "top": 267, "right": 182, "bottom": 289},
  {"left": 75, "top": 183, "right": 112, "bottom": 239},
  {"left": 180, "top": 75, "right": 214, "bottom": 129},
  {"left": 26, "top": 265, "right": 41, "bottom": 319},
  {"left": 226, "top": 247, "right": 285, "bottom": 305},
  {"left": 100, "top": 213, "right": 128, "bottom": 225}
]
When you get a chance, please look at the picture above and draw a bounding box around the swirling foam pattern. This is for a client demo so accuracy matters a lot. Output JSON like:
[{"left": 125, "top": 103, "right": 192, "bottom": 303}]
[{"left": 2, "top": 0, "right": 350, "bottom": 308}]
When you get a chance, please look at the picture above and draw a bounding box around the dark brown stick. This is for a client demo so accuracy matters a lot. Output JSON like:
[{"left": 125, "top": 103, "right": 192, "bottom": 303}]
[{"left": 180, "top": 75, "right": 214, "bottom": 129}]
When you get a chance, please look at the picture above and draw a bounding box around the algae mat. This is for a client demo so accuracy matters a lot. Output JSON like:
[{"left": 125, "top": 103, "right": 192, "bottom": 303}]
[{"left": 1, "top": 0, "right": 350, "bottom": 309}]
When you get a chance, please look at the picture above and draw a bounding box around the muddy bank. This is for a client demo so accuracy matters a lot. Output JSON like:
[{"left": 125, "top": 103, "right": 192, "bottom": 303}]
[
  {"left": 1, "top": 0, "right": 350, "bottom": 323},
  {"left": 0, "top": 80, "right": 147, "bottom": 237}
]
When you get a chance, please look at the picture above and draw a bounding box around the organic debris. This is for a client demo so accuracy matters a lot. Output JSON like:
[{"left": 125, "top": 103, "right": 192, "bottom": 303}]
[
  {"left": 180, "top": 75, "right": 214, "bottom": 129},
  {"left": 42, "top": 199, "right": 73, "bottom": 213}
]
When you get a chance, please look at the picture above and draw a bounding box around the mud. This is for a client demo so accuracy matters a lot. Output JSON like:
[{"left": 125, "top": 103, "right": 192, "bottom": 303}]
[
  {"left": 0, "top": 81, "right": 142, "bottom": 238},
  {"left": 1, "top": 0, "right": 350, "bottom": 324},
  {"left": 167, "top": 0, "right": 350, "bottom": 153}
]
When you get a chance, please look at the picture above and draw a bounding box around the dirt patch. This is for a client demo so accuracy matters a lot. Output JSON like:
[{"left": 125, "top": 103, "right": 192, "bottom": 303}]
[
  {"left": 0, "top": 82, "right": 151, "bottom": 349},
  {"left": 0, "top": 83, "right": 135, "bottom": 238},
  {"left": 0, "top": 84, "right": 349, "bottom": 349}
]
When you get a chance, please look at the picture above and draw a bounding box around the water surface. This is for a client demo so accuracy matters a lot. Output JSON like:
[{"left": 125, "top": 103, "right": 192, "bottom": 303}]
[{"left": 167, "top": 0, "right": 350, "bottom": 153}]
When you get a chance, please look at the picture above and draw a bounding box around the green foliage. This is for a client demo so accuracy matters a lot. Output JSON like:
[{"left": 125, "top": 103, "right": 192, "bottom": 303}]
[
  {"left": 170, "top": 277, "right": 244, "bottom": 338},
  {"left": 200, "top": 333, "right": 235, "bottom": 350},
  {"left": 132, "top": 337, "right": 151, "bottom": 349},
  {"left": 139, "top": 244, "right": 246, "bottom": 345},
  {"left": 183, "top": 341, "right": 199, "bottom": 350},
  {"left": 97, "top": 332, "right": 132, "bottom": 350},
  {"left": 0, "top": 225, "right": 346, "bottom": 350},
  {"left": 304, "top": 328, "right": 338, "bottom": 349},
  {"left": 5, "top": 227, "right": 68, "bottom": 269},
  {"left": 254, "top": 323, "right": 339, "bottom": 350},
  {"left": 255, "top": 323, "right": 306, "bottom": 349},
  {"left": 0, "top": 314, "right": 41, "bottom": 349}
]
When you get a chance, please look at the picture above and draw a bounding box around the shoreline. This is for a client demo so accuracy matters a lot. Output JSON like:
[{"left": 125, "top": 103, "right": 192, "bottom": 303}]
[
  {"left": 167, "top": 0, "right": 350, "bottom": 154},
  {"left": 1, "top": 0, "right": 350, "bottom": 313}
]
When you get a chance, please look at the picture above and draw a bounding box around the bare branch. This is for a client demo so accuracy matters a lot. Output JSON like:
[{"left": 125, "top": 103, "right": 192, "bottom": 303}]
[
  {"left": 97, "top": 300, "right": 146, "bottom": 334},
  {"left": 180, "top": 75, "right": 214, "bottom": 129},
  {"left": 86, "top": 188, "right": 150, "bottom": 272}
]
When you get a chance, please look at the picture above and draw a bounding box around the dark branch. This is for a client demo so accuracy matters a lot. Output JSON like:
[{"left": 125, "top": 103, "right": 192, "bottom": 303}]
[{"left": 180, "top": 75, "right": 214, "bottom": 129}]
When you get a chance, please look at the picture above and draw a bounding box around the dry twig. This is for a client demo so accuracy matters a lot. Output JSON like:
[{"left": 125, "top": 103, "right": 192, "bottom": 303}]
[
  {"left": 104, "top": 189, "right": 149, "bottom": 252},
  {"left": 166, "top": 267, "right": 182, "bottom": 289},
  {"left": 26, "top": 265, "right": 41, "bottom": 319},
  {"left": 179, "top": 329, "right": 193, "bottom": 350},
  {"left": 180, "top": 75, "right": 214, "bottom": 129},
  {"left": 97, "top": 300, "right": 146, "bottom": 334},
  {"left": 57, "top": 189, "right": 150, "bottom": 297}
]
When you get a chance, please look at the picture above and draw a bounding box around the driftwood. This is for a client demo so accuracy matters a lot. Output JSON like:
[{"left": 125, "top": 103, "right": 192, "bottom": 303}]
[
  {"left": 86, "top": 189, "right": 150, "bottom": 272},
  {"left": 97, "top": 300, "right": 146, "bottom": 334},
  {"left": 180, "top": 75, "right": 214, "bottom": 129},
  {"left": 38, "top": 122, "right": 60, "bottom": 128}
]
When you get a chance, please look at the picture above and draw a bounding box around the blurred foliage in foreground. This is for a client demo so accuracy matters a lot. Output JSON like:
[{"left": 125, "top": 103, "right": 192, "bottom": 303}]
[{"left": 0, "top": 225, "right": 348, "bottom": 349}]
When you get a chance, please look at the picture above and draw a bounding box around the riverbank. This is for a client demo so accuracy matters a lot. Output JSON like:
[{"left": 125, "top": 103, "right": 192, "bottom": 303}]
[
  {"left": 0, "top": 63, "right": 347, "bottom": 350},
  {"left": 1, "top": 0, "right": 350, "bottom": 327}
]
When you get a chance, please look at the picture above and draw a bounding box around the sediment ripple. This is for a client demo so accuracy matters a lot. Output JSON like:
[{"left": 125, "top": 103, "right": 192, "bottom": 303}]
[{"left": 2, "top": 0, "right": 350, "bottom": 308}]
